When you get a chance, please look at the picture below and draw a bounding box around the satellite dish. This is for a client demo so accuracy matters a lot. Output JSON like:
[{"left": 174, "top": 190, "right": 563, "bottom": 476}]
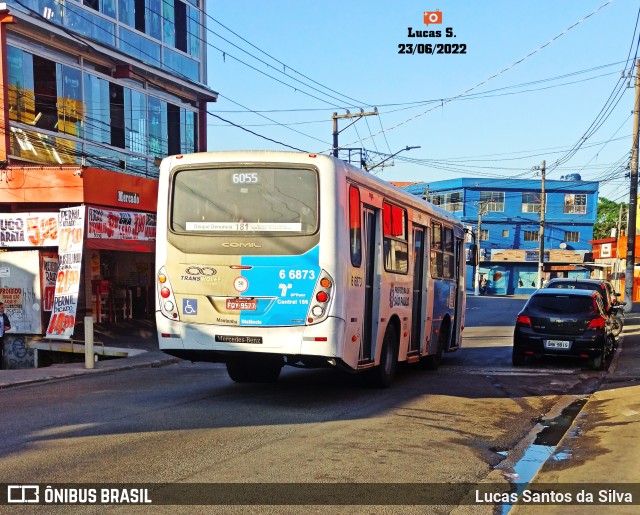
[{"left": 559, "top": 242, "right": 567, "bottom": 249}]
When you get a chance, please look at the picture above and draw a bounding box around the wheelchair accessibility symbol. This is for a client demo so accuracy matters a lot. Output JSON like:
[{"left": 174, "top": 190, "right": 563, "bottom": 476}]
[{"left": 183, "top": 298, "right": 198, "bottom": 315}]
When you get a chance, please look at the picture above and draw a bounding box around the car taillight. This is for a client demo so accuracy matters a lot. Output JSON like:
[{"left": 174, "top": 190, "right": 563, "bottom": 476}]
[
  {"left": 516, "top": 314, "right": 532, "bottom": 327},
  {"left": 587, "top": 317, "right": 606, "bottom": 329}
]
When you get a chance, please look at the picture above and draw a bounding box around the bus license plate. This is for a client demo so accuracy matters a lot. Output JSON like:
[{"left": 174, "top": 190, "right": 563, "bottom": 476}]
[
  {"left": 544, "top": 340, "right": 571, "bottom": 350},
  {"left": 226, "top": 299, "right": 257, "bottom": 310}
]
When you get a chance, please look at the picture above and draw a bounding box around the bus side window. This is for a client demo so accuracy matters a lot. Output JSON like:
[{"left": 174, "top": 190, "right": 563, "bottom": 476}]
[
  {"left": 383, "top": 202, "right": 408, "bottom": 274},
  {"left": 349, "top": 185, "right": 362, "bottom": 267},
  {"left": 431, "top": 222, "right": 443, "bottom": 277}
]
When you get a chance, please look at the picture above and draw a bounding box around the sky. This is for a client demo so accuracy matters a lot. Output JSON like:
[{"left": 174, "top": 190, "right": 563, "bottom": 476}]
[{"left": 204, "top": 1, "right": 638, "bottom": 203}]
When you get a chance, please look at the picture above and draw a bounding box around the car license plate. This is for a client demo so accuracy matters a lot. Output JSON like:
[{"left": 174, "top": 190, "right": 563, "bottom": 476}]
[
  {"left": 544, "top": 340, "right": 571, "bottom": 350},
  {"left": 225, "top": 298, "right": 257, "bottom": 310}
]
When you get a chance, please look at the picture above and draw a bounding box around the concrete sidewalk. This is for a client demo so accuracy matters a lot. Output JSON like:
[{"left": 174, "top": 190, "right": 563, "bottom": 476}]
[
  {"left": 0, "top": 348, "right": 179, "bottom": 389},
  {"left": 511, "top": 312, "right": 640, "bottom": 512}
]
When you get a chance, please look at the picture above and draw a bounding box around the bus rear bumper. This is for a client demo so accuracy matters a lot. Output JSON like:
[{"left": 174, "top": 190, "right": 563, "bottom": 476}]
[{"left": 156, "top": 314, "right": 346, "bottom": 364}]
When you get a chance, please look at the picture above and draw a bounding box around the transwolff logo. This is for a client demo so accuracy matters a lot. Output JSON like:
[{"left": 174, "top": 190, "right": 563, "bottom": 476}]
[
  {"left": 117, "top": 190, "right": 140, "bottom": 205},
  {"left": 222, "top": 242, "right": 262, "bottom": 248}
]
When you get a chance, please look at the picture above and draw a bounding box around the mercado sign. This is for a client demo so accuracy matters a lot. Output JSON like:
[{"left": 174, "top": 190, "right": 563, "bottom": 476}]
[
  {"left": 45, "top": 206, "right": 85, "bottom": 339},
  {"left": 0, "top": 212, "right": 59, "bottom": 247},
  {"left": 86, "top": 207, "right": 156, "bottom": 241}
]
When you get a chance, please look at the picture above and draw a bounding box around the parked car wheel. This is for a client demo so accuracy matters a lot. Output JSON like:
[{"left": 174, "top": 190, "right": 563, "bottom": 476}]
[
  {"left": 512, "top": 347, "right": 526, "bottom": 366},
  {"left": 590, "top": 346, "right": 606, "bottom": 371}
]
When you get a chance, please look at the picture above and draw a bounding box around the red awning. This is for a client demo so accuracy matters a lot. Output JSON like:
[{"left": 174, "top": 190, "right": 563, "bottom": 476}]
[{"left": 84, "top": 238, "right": 154, "bottom": 253}]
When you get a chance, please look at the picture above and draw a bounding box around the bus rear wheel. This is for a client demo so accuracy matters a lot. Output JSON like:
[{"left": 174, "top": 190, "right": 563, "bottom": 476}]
[
  {"left": 226, "top": 356, "right": 283, "bottom": 383},
  {"left": 421, "top": 321, "right": 447, "bottom": 371},
  {"left": 369, "top": 325, "right": 398, "bottom": 388}
]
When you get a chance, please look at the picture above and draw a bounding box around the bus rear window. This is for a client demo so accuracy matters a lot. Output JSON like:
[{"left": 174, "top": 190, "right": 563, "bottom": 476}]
[{"left": 171, "top": 166, "right": 318, "bottom": 234}]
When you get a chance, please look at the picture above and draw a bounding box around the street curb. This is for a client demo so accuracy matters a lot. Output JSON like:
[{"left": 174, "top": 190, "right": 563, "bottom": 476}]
[{"left": 0, "top": 355, "right": 181, "bottom": 390}]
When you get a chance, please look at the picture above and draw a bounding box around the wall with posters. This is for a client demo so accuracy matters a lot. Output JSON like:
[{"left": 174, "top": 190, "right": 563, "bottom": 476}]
[{"left": 0, "top": 250, "right": 44, "bottom": 334}]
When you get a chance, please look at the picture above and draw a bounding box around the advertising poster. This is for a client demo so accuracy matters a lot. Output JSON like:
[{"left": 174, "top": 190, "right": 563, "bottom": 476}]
[
  {"left": 0, "top": 250, "right": 43, "bottom": 334},
  {"left": 87, "top": 207, "right": 156, "bottom": 241},
  {"left": 0, "top": 213, "right": 59, "bottom": 247},
  {"left": 42, "top": 257, "right": 58, "bottom": 312},
  {"left": 45, "top": 206, "right": 85, "bottom": 339}
]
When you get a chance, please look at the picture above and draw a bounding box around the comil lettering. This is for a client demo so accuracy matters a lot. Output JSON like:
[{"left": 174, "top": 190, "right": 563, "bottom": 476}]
[{"left": 222, "top": 242, "right": 262, "bottom": 248}]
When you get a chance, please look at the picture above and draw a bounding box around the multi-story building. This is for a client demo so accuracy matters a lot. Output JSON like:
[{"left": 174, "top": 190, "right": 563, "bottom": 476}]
[
  {"left": 1, "top": 0, "right": 216, "bottom": 176},
  {"left": 402, "top": 176, "right": 599, "bottom": 295},
  {"left": 0, "top": 0, "right": 217, "bottom": 363}
]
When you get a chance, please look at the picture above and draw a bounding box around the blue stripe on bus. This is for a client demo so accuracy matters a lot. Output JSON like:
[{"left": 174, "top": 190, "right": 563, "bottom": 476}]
[{"left": 236, "top": 246, "right": 321, "bottom": 326}]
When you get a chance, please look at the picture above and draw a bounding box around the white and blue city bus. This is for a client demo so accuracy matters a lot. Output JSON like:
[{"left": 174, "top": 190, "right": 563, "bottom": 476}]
[{"left": 155, "top": 151, "right": 466, "bottom": 387}]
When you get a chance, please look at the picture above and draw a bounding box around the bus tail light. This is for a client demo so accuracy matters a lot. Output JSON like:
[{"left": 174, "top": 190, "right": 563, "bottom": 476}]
[
  {"left": 157, "top": 266, "right": 180, "bottom": 320},
  {"left": 307, "top": 270, "right": 334, "bottom": 325}
]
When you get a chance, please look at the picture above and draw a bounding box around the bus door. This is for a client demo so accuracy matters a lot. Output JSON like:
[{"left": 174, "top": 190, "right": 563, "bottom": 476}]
[
  {"left": 410, "top": 225, "right": 427, "bottom": 354},
  {"left": 361, "top": 207, "right": 378, "bottom": 363},
  {"left": 450, "top": 236, "right": 465, "bottom": 350}
]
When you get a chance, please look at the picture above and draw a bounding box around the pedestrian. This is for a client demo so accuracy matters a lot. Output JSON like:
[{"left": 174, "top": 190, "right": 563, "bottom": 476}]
[
  {"left": 0, "top": 302, "right": 11, "bottom": 369},
  {"left": 480, "top": 276, "right": 487, "bottom": 295}
]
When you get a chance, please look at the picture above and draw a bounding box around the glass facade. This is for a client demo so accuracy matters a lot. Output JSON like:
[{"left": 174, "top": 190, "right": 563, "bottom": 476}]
[
  {"left": 9, "top": 0, "right": 203, "bottom": 82},
  {"left": 7, "top": 45, "right": 197, "bottom": 177}
]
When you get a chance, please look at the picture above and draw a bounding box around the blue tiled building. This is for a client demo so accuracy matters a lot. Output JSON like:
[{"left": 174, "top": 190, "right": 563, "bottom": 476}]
[{"left": 403, "top": 177, "right": 598, "bottom": 295}]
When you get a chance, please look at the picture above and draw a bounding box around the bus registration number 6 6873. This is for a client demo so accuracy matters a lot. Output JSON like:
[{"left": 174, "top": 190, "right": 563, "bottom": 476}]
[{"left": 226, "top": 299, "right": 257, "bottom": 310}]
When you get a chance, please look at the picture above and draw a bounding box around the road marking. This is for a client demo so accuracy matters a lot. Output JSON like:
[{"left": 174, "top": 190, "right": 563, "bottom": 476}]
[{"left": 445, "top": 366, "right": 578, "bottom": 375}]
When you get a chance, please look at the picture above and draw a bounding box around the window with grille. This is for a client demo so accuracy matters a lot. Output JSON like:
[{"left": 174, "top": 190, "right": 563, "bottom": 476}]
[
  {"left": 564, "top": 231, "right": 580, "bottom": 243},
  {"left": 564, "top": 194, "right": 587, "bottom": 214},
  {"left": 480, "top": 229, "right": 489, "bottom": 241},
  {"left": 522, "top": 192, "right": 545, "bottom": 213},
  {"left": 432, "top": 191, "right": 463, "bottom": 212},
  {"left": 480, "top": 191, "right": 504, "bottom": 212},
  {"left": 524, "top": 230, "right": 539, "bottom": 242}
]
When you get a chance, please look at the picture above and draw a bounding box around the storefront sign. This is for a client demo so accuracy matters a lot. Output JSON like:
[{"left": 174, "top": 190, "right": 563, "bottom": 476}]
[
  {"left": 46, "top": 206, "right": 85, "bottom": 339},
  {"left": 0, "top": 213, "right": 59, "bottom": 247},
  {"left": 525, "top": 251, "right": 550, "bottom": 262},
  {"left": 87, "top": 207, "right": 156, "bottom": 241},
  {"left": 117, "top": 190, "right": 140, "bottom": 205}
]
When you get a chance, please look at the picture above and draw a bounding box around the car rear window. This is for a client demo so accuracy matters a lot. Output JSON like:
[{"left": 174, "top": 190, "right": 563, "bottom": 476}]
[
  {"left": 528, "top": 295, "right": 597, "bottom": 315},
  {"left": 547, "top": 282, "right": 601, "bottom": 293}
]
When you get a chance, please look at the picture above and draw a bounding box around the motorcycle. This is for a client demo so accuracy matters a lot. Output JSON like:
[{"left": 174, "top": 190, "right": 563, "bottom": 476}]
[{"left": 609, "top": 301, "right": 626, "bottom": 338}]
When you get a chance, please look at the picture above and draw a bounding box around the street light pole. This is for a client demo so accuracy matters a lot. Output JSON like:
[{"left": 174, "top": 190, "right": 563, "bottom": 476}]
[{"left": 366, "top": 146, "right": 421, "bottom": 172}]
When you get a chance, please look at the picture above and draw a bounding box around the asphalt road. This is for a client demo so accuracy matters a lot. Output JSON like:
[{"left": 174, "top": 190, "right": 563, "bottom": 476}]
[{"left": 1, "top": 294, "right": 609, "bottom": 512}]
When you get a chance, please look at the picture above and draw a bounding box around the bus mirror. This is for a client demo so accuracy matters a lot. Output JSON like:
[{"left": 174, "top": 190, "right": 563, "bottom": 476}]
[{"left": 468, "top": 244, "right": 478, "bottom": 266}]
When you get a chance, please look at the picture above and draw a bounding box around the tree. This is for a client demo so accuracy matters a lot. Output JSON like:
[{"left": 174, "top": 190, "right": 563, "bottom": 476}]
[{"left": 594, "top": 197, "right": 626, "bottom": 240}]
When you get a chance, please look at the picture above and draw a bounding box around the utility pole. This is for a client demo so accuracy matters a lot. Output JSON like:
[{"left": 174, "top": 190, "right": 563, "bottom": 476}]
[
  {"left": 332, "top": 109, "right": 378, "bottom": 158},
  {"left": 624, "top": 58, "right": 640, "bottom": 312},
  {"left": 615, "top": 203, "right": 625, "bottom": 295},
  {"left": 537, "top": 160, "right": 546, "bottom": 288},
  {"left": 474, "top": 201, "right": 487, "bottom": 296}
]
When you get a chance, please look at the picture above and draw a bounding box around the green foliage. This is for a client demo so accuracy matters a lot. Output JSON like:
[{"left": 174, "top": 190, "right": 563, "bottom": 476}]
[{"left": 594, "top": 197, "right": 626, "bottom": 240}]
